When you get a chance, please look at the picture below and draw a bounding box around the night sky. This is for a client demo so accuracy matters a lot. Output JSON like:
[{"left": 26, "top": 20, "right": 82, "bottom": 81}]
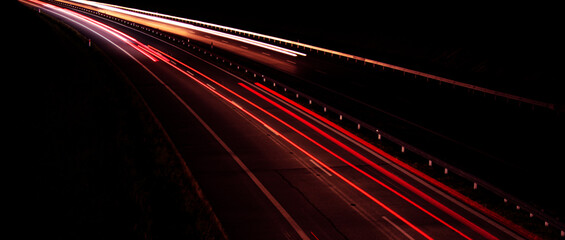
[
  {"left": 98, "top": 0, "right": 563, "bottom": 101},
  {"left": 13, "top": 2, "right": 564, "bottom": 238}
]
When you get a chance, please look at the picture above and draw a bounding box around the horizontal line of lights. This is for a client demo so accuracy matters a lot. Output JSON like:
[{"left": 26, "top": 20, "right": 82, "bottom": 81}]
[{"left": 65, "top": 0, "right": 306, "bottom": 57}]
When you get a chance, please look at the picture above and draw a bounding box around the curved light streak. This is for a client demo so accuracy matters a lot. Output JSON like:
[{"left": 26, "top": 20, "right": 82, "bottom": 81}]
[{"left": 65, "top": 0, "right": 306, "bottom": 57}]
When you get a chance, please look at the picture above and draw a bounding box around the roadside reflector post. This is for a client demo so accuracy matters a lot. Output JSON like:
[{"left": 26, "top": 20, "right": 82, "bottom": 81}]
[
  {"left": 401, "top": 146, "right": 405, "bottom": 153},
  {"left": 444, "top": 168, "right": 448, "bottom": 174},
  {"left": 473, "top": 182, "right": 477, "bottom": 190}
]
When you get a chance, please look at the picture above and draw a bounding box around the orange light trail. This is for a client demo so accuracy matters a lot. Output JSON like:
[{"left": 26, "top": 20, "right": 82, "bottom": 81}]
[
  {"left": 144, "top": 46, "right": 434, "bottom": 239},
  {"left": 23, "top": 1, "right": 492, "bottom": 237},
  {"left": 65, "top": 0, "right": 307, "bottom": 57},
  {"left": 26, "top": 0, "right": 159, "bottom": 62}
]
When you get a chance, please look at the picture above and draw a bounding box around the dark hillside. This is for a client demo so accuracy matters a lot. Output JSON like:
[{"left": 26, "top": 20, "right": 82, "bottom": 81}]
[{"left": 12, "top": 3, "right": 225, "bottom": 239}]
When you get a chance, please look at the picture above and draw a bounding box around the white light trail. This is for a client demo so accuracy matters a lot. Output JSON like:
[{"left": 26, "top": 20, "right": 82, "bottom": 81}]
[{"left": 66, "top": 0, "right": 306, "bottom": 57}]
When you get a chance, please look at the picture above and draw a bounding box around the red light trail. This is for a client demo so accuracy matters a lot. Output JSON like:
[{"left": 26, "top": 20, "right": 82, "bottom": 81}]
[
  {"left": 147, "top": 44, "right": 489, "bottom": 239},
  {"left": 21, "top": 1, "right": 508, "bottom": 237}
]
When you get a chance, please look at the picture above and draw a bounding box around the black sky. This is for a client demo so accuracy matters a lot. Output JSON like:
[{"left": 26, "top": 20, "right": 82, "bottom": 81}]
[{"left": 99, "top": 0, "right": 563, "bottom": 100}]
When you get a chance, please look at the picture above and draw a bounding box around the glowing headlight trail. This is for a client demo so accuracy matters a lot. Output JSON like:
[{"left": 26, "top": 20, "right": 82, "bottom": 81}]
[
  {"left": 143, "top": 46, "right": 434, "bottom": 239},
  {"left": 147, "top": 45, "right": 493, "bottom": 240},
  {"left": 26, "top": 0, "right": 159, "bottom": 62},
  {"left": 65, "top": 0, "right": 306, "bottom": 57}
]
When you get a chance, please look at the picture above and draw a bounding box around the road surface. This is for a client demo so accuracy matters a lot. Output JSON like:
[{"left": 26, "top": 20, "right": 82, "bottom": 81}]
[{"left": 21, "top": 1, "right": 527, "bottom": 239}]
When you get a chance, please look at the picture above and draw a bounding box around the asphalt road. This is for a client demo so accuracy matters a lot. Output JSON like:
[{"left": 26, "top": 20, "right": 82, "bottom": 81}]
[{"left": 22, "top": 1, "right": 528, "bottom": 239}]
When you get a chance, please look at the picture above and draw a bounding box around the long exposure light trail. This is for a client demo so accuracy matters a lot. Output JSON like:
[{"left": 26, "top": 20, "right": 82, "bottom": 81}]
[
  {"left": 26, "top": 0, "right": 159, "bottom": 62},
  {"left": 140, "top": 46, "right": 435, "bottom": 239},
  {"left": 63, "top": 0, "right": 306, "bottom": 57},
  {"left": 240, "top": 83, "right": 494, "bottom": 240}
]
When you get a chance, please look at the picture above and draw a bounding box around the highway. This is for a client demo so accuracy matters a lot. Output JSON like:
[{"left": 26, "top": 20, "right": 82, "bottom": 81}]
[{"left": 21, "top": 0, "right": 530, "bottom": 239}]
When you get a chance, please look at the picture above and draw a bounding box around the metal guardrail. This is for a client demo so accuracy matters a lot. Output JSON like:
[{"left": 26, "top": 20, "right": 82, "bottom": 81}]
[
  {"left": 256, "top": 74, "right": 565, "bottom": 239},
  {"left": 50, "top": 1, "right": 565, "bottom": 237},
  {"left": 97, "top": 1, "right": 559, "bottom": 111}
]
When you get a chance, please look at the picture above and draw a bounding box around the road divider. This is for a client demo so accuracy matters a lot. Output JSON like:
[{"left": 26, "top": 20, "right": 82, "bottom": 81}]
[{"left": 40, "top": 0, "right": 565, "bottom": 237}]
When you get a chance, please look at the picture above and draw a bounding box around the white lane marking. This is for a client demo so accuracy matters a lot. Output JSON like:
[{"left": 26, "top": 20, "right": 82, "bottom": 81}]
[
  {"left": 261, "top": 52, "right": 270, "bottom": 56},
  {"left": 309, "top": 159, "right": 332, "bottom": 177},
  {"left": 117, "top": 25, "right": 520, "bottom": 239},
  {"left": 247, "top": 75, "right": 524, "bottom": 239},
  {"left": 240, "top": 45, "right": 248, "bottom": 49},
  {"left": 185, "top": 70, "right": 194, "bottom": 76},
  {"left": 52, "top": 9, "right": 310, "bottom": 240},
  {"left": 141, "top": 58, "right": 311, "bottom": 240},
  {"left": 286, "top": 60, "right": 296, "bottom": 65},
  {"left": 205, "top": 83, "right": 215, "bottom": 90},
  {"left": 263, "top": 124, "right": 279, "bottom": 136},
  {"left": 143, "top": 56, "right": 311, "bottom": 240},
  {"left": 382, "top": 216, "right": 415, "bottom": 240}
]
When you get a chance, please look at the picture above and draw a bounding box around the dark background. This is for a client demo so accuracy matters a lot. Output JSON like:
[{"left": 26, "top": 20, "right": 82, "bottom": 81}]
[{"left": 99, "top": 0, "right": 563, "bottom": 102}]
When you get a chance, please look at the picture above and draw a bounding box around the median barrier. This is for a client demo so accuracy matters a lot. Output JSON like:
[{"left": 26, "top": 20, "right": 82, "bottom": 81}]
[{"left": 47, "top": 1, "right": 565, "bottom": 237}]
